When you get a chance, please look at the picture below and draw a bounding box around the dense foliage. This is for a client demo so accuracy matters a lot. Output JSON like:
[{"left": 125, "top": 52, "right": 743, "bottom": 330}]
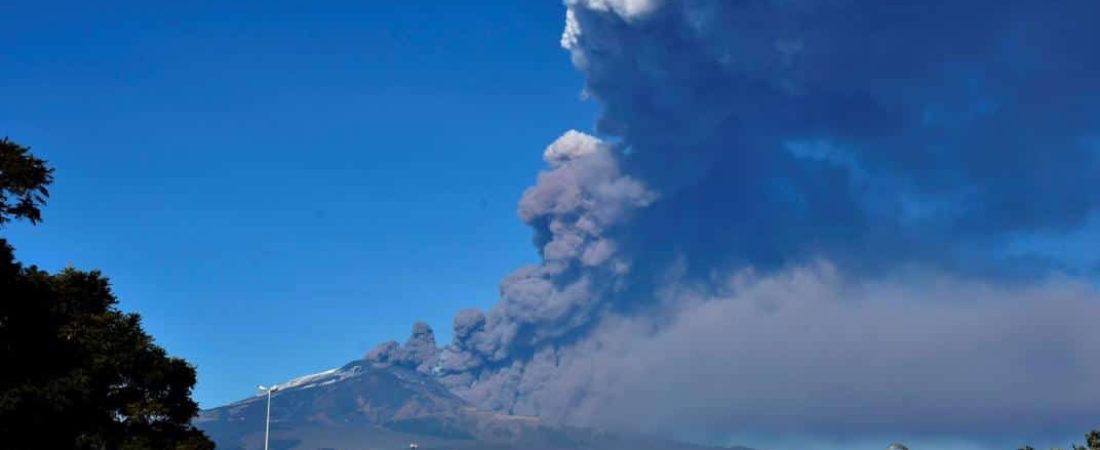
[
  {"left": 0, "top": 139, "right": 213, "bottom": 449},
  {"left": 0, "top": 137, "right": 53, "bottom": 226},
  {"left": 1019, "top": 430, "right": 1100, "bottom": 450}
]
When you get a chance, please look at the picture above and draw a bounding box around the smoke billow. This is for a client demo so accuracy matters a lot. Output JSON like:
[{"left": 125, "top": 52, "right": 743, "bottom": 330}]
[
  {"left": 369, "top": 0, "right": 1100, "bottom": 442},
  {"left": 503, "top": 265, "right": 1100, "bottom": 437}
]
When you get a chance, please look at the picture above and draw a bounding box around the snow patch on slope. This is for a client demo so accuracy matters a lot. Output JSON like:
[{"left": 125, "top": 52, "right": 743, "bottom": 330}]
[{"left": 254, "top": 364, "right": 366, "bottom": 398}]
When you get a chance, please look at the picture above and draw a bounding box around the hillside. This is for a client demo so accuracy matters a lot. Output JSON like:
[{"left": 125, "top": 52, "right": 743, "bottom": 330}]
[{"left": 198, "top": 360, "right": 750, "bottom": 450}]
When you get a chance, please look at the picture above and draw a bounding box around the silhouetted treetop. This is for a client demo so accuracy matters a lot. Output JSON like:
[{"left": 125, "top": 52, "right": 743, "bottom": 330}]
[{"left": 0, "top": 137, "right": 54, "bottom": 227}]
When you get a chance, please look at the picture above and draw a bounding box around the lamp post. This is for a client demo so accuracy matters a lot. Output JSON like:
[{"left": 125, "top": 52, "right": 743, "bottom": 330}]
[{"left": 257, "top": 385, "right": 279, "bottom": 450}]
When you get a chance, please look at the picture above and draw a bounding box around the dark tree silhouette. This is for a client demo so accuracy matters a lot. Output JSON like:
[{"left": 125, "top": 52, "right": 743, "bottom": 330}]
[
  {"left": 0, "top": 137, "right": 54, "bottom": 226},
  {"left": 0, "top": 138, "right": 213, "bottom": 449},
  {"left": 1019, "top": 429, "right": 1100, "bottom": 450}
]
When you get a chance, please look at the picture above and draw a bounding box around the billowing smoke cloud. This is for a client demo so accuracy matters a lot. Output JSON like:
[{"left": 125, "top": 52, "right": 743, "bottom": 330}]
[
  {"left": 366, "top": 322, "right": 438, "bottom": 373},
  {"left": 368, "top": 0, "right": 1100, "bottom": 444},
  {"left": 499, "top": 265, "right": 1100, "bottom": 438},
  {"left": 432, "top": 130, "right": 656, "bottom": 411},
  {"left": 565, "top": 0, "right": 1100, "bottom": 276}
]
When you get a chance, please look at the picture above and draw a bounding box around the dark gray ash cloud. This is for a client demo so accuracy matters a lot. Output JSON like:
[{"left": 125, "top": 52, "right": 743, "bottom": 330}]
[{"left": 368, "top": 0, "right": 1100, "bottom": 445}]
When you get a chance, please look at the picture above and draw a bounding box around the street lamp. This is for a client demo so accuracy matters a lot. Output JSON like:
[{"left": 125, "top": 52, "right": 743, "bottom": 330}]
[{"left": 257, "top": 385, "right": 280, "bottom": 450}]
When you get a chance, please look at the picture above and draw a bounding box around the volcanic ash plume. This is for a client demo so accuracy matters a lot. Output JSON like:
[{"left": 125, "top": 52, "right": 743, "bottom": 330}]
[
  {"left": 433, "top": 130, "right": 654, "bottom": 412},
  {"left": 370, "top": 0, "right": 1100, "bottom": 441}
]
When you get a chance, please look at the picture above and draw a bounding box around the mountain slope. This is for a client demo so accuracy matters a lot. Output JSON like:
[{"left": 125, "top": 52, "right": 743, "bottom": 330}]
[{"left": 198, "top": 360, "right": 749, "bottom": 450}]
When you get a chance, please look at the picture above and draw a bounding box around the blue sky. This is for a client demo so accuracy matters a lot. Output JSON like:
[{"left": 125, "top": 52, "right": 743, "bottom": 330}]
[{"left": 1, "top": 0, "right": 593, "bottom": 407}]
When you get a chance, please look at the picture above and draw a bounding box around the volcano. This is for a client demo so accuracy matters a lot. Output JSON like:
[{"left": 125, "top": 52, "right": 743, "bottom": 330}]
[{"left": 198, "top": 359, "right": 754, "bottom": 450}]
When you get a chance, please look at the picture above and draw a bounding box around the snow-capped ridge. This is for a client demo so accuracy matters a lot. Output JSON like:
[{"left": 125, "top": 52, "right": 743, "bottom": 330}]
[{"left": 257, "top": 363, "right": 366, "bottom": 397}]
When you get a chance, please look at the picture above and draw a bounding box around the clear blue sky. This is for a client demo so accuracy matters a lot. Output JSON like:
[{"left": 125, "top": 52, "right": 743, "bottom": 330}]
[{"left": 1, "top": 0, "right": 595, "bottom": 407}]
